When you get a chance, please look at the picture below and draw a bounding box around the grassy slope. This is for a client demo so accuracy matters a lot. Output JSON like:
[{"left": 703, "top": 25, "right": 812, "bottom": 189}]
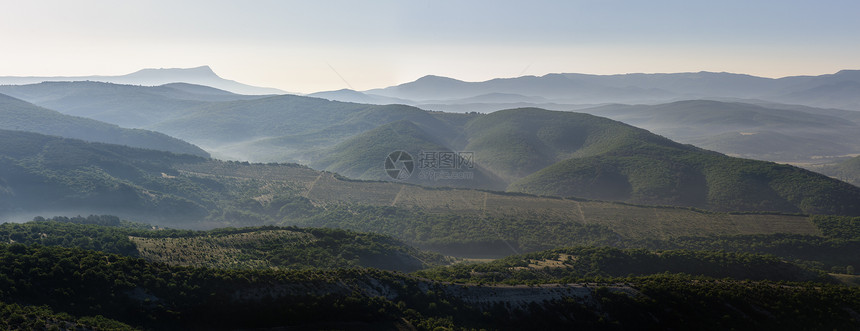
[{"left": 0, "top": 93, "right": 208, "bottom": 157}]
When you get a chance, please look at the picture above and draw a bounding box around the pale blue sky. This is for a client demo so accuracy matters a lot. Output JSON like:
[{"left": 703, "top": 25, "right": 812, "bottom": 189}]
[{"left": 2, "top": 0, "right": 858, "bottom": 93}]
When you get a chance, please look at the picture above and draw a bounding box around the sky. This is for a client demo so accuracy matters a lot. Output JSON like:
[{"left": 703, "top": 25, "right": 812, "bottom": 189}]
[{"left": 1, "top": 0, "right": 859, "bottom": 93}]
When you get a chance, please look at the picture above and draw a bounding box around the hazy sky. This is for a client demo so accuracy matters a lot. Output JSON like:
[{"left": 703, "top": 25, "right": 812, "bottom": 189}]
[{"left": 2, "top": 0, "right": 859, "bottom": 93}]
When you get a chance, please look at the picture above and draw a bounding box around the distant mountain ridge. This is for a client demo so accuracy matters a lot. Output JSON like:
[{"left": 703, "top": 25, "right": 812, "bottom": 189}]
[
  {"left": 0, "top": 81, "right": 266, "bottom": 128},
  {"left": 582, "top": 100, "right": 860, "bottom": 162},
  {"left": 0, "top": 66, "right": 287, "bottom": 95},
  {"left": 2, "top": 78, "right": 858, "bottom": 209},
  {"left": 354, "top": 70, "right": 860, "bottom": 111}
]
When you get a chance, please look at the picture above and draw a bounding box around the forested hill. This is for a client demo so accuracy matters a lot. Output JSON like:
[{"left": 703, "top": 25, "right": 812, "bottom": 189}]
[
  {"left": 1, "top": 230, "right": 859, "bottom": 330},
  {"left": 0, "top": 129, "right": 210, "bottom": 221},
  {"left": 321, "top": 107, "right": 860, "bottom": 215},
  {"left": 3, "top": 81, "right": 856, "bottom": 215},
  {"left": 472, "top": 108, "right": 860, "bottom": 215},
  {"left": 0, "top": 93, "right": 208, "bottom": 157},
  {"left": 2, "top": 127, "right": 860, "bottom": 241},
  {"left": 0, "top": 216, "right": 448, "bottom": 272}
]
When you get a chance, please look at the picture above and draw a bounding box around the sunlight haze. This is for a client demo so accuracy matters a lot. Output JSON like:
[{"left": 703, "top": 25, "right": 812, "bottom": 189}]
[{"left": 1, "top": 0, "right": 858, "bottom": 93}]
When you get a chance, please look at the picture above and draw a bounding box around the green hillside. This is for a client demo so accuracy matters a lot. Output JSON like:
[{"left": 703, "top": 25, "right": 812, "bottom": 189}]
[
  {"left": 312, "top": 120, "right": 505, "bottom": 189},
  {"left": 148, "top": 95, "right": 458, "bottom": 162},
  {"left": 1, "top": 129, "right": 853, "bottom": 259},
  {"left": 3, "top": 82, "right": 858, "bottom": 211},
  {"left": 244, "top": 102, "right": 462, "bottom": 162},
  {"left": 0, "top": 129, "right": 211, "bottom": 221},
  {"left": 8, "top": 81, "right": 855, "bottom": 217},
  {"left": 509, "top": 141, "right": 860, "bottom": 215},
  {"left": 313, "top": 120, "right": 450, "bottom": 179},
  {"left": 0, "top": 93, "right": 208, "bottom": 157},
  {"left": 308, "top": 107, "right": 860, "bottom": 216},
  {"left": 463, "top": 107, "right": 682, "bottom": 182}
]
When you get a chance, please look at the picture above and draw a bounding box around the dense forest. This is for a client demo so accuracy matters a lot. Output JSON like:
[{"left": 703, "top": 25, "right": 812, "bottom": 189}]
[
  {"left": 1, "top": 223, "right": 859, "bottom": 330},
  {"left": 0, "top": 216, "right": 448, "bottom": 272}
]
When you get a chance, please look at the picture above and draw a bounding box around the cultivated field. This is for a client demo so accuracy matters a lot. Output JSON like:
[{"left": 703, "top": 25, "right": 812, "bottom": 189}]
[{"left": 176, "top": 161, "right": 820, "bottom": 241}]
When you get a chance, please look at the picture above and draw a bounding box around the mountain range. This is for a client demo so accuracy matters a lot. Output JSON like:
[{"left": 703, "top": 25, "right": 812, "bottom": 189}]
[
  {"left": 351, "top": 70, "right": 860, "bottom": 111},
  {"left": 3, "top": 66, "right": 860, "bottom": 330},
  {"left": 3, "top": 77, "right": 858, "bottom": 210},
  {"left": 309, "top": 70, "right": 860, "bottom": 165},
  {"left": 4, "top": 78, "right": 857, "bottom": 164},
  {"left": 2, "top": 122, "right": 859, "bottom": 231},
  {"left": 0, "top": 66, "right": 287, "bottom": 95}
]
